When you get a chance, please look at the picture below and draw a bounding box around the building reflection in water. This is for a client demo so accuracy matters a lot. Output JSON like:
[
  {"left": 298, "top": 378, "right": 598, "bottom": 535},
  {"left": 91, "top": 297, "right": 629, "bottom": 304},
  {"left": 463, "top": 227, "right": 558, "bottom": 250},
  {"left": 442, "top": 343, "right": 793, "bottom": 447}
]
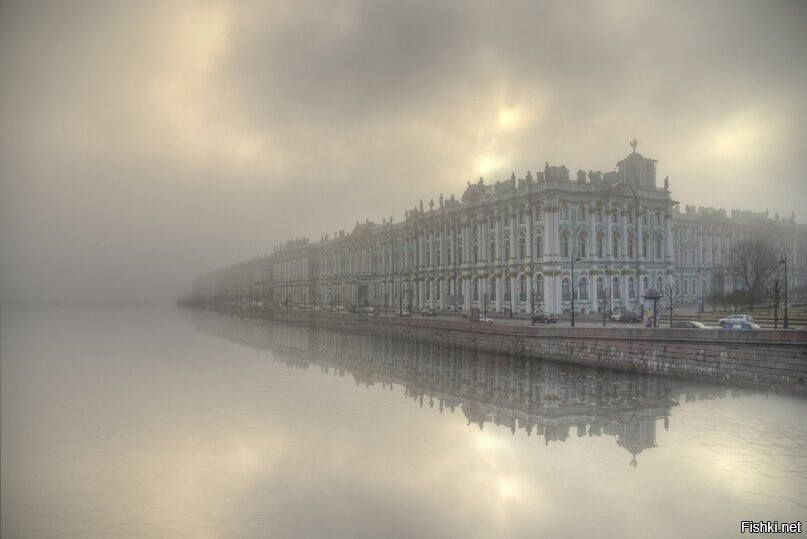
[{"left": 190, "top": 309, "right": 757, "bottom": 467}]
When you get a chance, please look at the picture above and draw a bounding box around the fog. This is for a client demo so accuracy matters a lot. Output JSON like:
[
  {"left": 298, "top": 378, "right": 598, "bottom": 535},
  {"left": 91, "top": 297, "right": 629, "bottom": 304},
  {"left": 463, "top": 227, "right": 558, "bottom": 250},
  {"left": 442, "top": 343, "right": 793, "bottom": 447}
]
[{"left": 2, "top": 0, "right": 805, "bottom": 302}]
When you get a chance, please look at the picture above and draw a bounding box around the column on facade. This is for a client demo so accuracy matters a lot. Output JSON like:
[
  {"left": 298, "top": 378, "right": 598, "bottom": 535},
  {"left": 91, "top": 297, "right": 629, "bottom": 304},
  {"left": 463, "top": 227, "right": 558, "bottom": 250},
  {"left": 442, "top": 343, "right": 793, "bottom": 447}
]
[
  {"left": 636, "top": 207, "right": 644, "bottom": 260},
  {"left": 510, "top": 273, "right": 517, "bottom": 312},
  {"left": 495, "top": 274, "right": 502, "bottom": 312},
  {"left": 664, "top": 213, "right": 673, "bottom": 264}
]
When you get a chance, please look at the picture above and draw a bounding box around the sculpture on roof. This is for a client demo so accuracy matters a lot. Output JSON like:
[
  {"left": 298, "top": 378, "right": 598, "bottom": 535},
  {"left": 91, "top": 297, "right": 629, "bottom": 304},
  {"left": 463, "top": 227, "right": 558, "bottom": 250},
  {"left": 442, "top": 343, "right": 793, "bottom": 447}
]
[
  {"left": 630, "top": 138, "right": 638, "bottom": 153},
  {"left": 664, "top": 176, "right": 669, "bottom": 191},
  {"left": 439, "top": 193, "right": 444, "bottom": 207}
]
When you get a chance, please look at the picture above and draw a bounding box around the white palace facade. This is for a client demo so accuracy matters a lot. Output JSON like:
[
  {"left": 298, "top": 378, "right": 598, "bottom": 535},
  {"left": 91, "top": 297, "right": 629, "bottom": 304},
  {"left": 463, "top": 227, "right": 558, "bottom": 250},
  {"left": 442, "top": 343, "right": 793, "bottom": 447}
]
[{"left": 192, "top": 143, "right": 806, "bottom": 314}]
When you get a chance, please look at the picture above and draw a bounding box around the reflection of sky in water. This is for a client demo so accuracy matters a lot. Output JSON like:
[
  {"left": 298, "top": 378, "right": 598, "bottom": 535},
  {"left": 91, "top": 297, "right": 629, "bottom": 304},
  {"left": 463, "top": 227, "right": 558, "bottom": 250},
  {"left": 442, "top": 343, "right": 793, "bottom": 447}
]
[{"left": 2, "top": 305, "right": 806, "bottom": 538}]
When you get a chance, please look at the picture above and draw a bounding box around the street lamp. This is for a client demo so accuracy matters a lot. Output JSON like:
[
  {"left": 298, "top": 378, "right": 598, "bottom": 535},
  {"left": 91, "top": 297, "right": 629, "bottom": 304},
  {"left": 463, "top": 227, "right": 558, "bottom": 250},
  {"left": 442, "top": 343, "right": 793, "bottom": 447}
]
[
  {"left": 780, "top": 252, "right": 789, "bottom": 329},
  {"left": 570, "top": 249, "right": 581, "bottom": 327},
  {"left": 697, "top": 269, "right": 703, "bottom": 322}
]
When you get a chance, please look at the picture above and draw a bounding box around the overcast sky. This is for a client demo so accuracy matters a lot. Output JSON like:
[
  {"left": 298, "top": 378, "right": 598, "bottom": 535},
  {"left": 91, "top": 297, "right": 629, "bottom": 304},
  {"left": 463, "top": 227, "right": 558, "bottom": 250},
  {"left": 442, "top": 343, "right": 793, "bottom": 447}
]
[{"left": 1, "top": 0, "right": 805, "bottom": 302}]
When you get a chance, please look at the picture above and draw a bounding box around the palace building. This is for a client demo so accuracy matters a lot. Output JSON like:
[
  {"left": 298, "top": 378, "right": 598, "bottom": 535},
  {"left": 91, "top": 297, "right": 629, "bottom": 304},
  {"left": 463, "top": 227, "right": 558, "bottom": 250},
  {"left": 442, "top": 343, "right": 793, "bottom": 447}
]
[{"left": 192, "top": 142, "right": 805, "bottom": 314}]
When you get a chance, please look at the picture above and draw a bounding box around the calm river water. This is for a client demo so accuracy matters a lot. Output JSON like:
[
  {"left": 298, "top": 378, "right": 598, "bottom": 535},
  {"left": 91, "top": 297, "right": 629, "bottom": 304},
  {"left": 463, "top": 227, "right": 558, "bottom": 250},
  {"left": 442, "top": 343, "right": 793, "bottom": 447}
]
[{"left": 2, "top": 304, "right": 806, "bottom": 538}]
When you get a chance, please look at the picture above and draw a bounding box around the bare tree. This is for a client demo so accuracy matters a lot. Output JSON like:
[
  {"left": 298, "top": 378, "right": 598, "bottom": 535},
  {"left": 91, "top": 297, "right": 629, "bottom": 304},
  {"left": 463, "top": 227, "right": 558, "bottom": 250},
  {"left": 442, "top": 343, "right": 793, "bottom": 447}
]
[
  {"left": 597, "top": 287, "right": 611, "bottom": 327},
  {"left": 662, "top": 275, "right": 681, "bottom": 328},
  {"left": 727, "top": 233, "right": 780, "bottom": 310}
]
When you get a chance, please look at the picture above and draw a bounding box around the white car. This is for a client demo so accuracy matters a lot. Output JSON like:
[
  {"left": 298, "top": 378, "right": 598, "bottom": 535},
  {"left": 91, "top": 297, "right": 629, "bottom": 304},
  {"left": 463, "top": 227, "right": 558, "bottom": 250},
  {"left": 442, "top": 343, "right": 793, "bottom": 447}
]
[
  {"left": 478, "top": 316, "right": 494, "bottom": 324},
  {"left": 718, "top": 314, "right": 754, "bottom": 328}
]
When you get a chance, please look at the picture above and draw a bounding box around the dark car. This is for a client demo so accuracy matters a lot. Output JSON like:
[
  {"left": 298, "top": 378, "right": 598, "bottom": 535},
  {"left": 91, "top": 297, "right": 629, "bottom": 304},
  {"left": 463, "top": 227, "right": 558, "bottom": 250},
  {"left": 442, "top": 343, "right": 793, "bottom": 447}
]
[
  {"left": 532, "top": 310, "right": 558, "bottom": 324},
  {"left": 421, "top": 308, "right": 437, "bottom": 316},
  {"left": 610, "top": 307, "right": 641, "bottom": 322}
]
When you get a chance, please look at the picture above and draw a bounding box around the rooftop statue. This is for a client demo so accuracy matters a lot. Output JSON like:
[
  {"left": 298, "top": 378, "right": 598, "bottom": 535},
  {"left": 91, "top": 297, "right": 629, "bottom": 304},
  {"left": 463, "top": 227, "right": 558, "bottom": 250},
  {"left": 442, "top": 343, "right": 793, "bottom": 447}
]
[
  {"left": 630, "top": 138, "right": 638, "bottom": 153},
  {"left": 664, "top": 176, "right": 669, "bottom": 191}
]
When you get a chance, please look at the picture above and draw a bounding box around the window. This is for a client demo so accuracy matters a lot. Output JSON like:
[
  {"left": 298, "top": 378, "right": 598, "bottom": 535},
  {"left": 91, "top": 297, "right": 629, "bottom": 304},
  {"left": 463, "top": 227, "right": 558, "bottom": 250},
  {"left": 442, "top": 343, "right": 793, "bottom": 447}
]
[
  {"left": 561, "top": 206, "right": 569, "bottom": 220},
  {"left": 426, "top": 282, "right": 431, "bottom": 300},
  {"left": 561, "top": 234, "right": 570, "bottom": 258},
  {"left": 504, "top": 240, "right": 511, "bottom": 260},
  {"left": 535, "top": 274, "right": 544, "bottom": 300},
  {"left": 436, "top": 281, "right": 441, "bottom": 300},
  {"left": 457, "top": 244, "right": 463, "bottom": 264},
  {"left": 642, "top": 239, "right": 648, "bottom": 259},
  {"left": 519, "top": 275, "right": 527, "bottom": 301},
  {"left": 613, "top": 236, "right": 620, "bottom": 258},
  {"left": 519, "top": 237, "right": 527, "bottom": 260},
  {"left": 472, "top": 278, "right": 478, "bottom": 301},
  {"left": 490, "top": 277, "right": 496, "bottom": 301},
  {"left": 629, "top": 277, "right": 636, "bottom": 299},
  {"left": 579, "top": 235, "right": 587, "bottom": 257},
  {"left": 656, "top": 275, "right": 664, "bottom": 290},
  {"left": 656, "top": 238, "right": 663, "bottom": 260},
  {"left": 562, "top": 278, "right": 571, "bottom": 301},
  {"left": 597, "top": 277, "right": 605, "bottom": 299},
  {"left": 597, "top": 235, "right": 604, "bottom": 258},
  {"left": 518, "top": 212, "right": 526, "bottom": 225},
  {"left": 628, "top": 236, "right": 635, "bottom": 258},
  {"left": 504, "top": 277, "right": 511, "bottom": 301},
  {"left": 578, "top": 207, "right": 586, "bottom": 222},
  {"left": 578, "top": 277, "right": 588, "bottom": 300},
  {"left": 613, "top": 277, "right": 621, "bottom": 299},
  {"left": 472, "top": 243, "right": 478, "bottom": 264},
  {"left": 642, "top": 213, "right": 648, "bottom": 225},
  {"left": 642, "top": 276, "right": 649, "bottom": 295},
  {"left": 535, "top": 236, "right": 544, "bottom": 258}
]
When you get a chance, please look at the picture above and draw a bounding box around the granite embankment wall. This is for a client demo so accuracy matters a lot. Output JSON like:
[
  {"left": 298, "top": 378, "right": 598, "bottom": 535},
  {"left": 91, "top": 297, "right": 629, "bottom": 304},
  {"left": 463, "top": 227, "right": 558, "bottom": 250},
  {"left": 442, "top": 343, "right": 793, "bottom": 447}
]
[{"left": 238, "top": 308, "right": 807, "bottom": 393}]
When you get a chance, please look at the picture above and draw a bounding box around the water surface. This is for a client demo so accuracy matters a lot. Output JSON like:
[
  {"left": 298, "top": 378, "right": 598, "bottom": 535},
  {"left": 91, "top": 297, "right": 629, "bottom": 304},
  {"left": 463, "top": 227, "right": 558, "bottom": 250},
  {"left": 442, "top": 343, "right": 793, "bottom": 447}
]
[{"left": 2, "top": 305, "right": 805, "bottom": 538}]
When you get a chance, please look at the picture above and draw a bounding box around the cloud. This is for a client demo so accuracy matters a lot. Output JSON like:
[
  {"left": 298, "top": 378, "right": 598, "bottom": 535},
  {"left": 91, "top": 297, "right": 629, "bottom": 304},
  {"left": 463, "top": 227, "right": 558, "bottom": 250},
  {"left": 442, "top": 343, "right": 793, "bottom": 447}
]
[{"left": 1, "top": 0, "right": 806, "bottom": 301}]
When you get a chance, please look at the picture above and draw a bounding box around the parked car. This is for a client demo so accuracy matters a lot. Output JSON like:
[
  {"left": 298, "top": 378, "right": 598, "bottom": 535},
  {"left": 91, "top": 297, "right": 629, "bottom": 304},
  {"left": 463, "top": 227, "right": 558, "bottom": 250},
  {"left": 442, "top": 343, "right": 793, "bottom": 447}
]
[
  {"left": 397, "top": 311, "right": 411, "bottom": 317},
  {"left": 461, "top": 311, "right": 470, "bottom": 319},
  {"left": 478, "top": 316, "right": 494, "bottom": 324},
  {"left": 610, "top": 307, "right": 641, "bottom": 322},
  {"left": 723, "top": 322, "right": 761, "bottom": 330},
  {"left": 671, "top": 320, "right": 709, "bottom": 329},
  {"left": 719, "top": 314, "right": 754, "bottom": 328},
  {"left": 532, "top": 310, "right": 558, "bottom": 324},
  {"left": 421, "top": 308, "right": 437, "bottom": 316}
]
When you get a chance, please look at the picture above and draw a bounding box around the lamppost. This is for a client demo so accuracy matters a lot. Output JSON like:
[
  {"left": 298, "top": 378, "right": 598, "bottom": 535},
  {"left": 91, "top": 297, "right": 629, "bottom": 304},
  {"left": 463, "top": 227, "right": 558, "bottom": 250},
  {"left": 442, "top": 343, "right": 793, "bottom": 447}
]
[
  {"left": 780, "top": 252, "right": 789, "bottom": 329},
  {"left": 697, "top": 268, "right": 703, "bottom": 322},
  {"left": 570, "top": 249, "right": 581, "bottom": 327}
]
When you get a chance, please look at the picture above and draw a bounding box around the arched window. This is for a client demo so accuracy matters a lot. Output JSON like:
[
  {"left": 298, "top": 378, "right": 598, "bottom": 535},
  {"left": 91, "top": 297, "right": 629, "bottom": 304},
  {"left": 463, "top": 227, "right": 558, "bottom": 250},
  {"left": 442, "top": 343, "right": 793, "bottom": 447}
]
[
  {"left": 613, "top": 236, "right": 620, "bottom": 258},
  {"left": 472, "top": 278, "right": 479, "bottom": 301},
  {"left": 684, "top": 280, "right": 689, "bottom": 296},
  {"left": 504, "top": 276, "right": 511, "bottom": 301},
  {"left": 504, "top": 240, "right": 511, "bottom": 260},
  {"left": 578, "top": 277, "right": 589, "bottom": 300},
  {"left": 642, "top": 276, "right": 650, "bottom": 295},
  {"left": 489, "top": 242, "right": 496, "bottom": 262},
  {"left": 561, "top": 234, "right": 570, "bottom": 258},
  {"left": 613, "top": 277, "right": 621, "bottom": 299},
  {"left": 518, "top": 237, "right": 527, "bottom": 260},
  {"left": 535, "top": 236, "right": 544, "bottom": 258},
  {"left": 456, "top": 278, "right": 463, "bottom": 298},
  {"left": 426, "top": 281, "right": 431, "bottom": 300},
  {"left": 457, "top": 244, "right": 463, "bottom": 264},
  {"left": 578, "top": 234, "right": 587, "bottom": 257},
  {"left": 596, "top": 235, "right": 604, "bottom": 258},
  {"left": 472, "top": 243, "right": 479, "bottom": 264},
  {"left": 629, "top": 276, "right": 636, "bottom": 299},
  {"left": 656, "top": 237, "right": 663, "bottom": 260},
  {"left": 535, "top": 274, "right": 544, "bottom": 301},
  {"left": 597, "top": 276, "right": 605, "bottom": 299},
  {"left": 628, "top": 235, "right": 635, "bottom": 258},
  {"left": 642, "top": 238, "right": 648, "bottom": 258},
  {"left": 490, "top": 277, "right": 496, "bottom": 301},
  {"left": 562, "top": 277, "right": 571, "bottom": 301},
  {"left": 519, "top": 275, "right": 527, "bottom": 301},
  {"left": 435, "top": 280, "right": 441, "bottom": 300}
]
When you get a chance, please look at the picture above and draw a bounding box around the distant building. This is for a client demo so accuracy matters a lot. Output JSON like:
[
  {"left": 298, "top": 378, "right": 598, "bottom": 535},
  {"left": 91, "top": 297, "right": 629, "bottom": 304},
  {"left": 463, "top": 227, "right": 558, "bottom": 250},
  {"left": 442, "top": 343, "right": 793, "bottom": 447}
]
[{"left": 192, "top": 143, "right": 805, "bottom": 313}]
